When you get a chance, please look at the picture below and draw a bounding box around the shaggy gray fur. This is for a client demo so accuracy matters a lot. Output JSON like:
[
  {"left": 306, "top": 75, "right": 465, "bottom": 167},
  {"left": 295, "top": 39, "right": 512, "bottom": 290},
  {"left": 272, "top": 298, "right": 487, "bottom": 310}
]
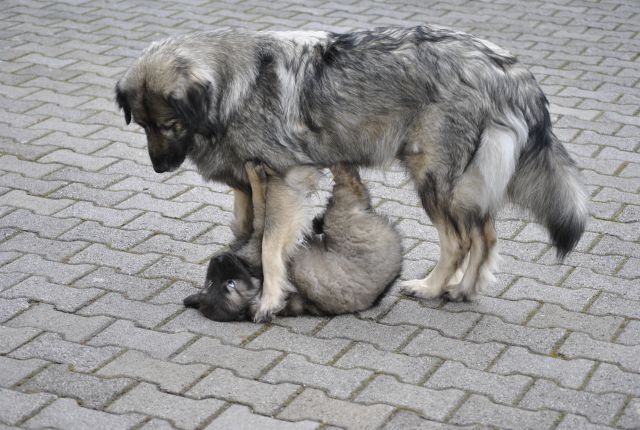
[{"left": 117, "top": 25, "right": 587, "bottom": 301}]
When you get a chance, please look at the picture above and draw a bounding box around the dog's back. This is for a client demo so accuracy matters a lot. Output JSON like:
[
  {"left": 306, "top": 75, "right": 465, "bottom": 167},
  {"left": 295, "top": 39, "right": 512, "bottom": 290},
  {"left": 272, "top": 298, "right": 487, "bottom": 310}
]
[{"left": 287, "top": 166, "right": 402, "bottom": 315}]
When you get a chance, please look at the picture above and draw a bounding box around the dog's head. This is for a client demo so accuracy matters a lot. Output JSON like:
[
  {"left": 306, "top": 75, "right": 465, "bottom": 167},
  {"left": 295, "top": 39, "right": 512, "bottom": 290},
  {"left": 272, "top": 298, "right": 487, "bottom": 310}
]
[
  {"left": 183, "top": 252, "right": 260, "bottom": 322},
  {"left": 115, "top": 48, "right": 215, "bottom": 173}
]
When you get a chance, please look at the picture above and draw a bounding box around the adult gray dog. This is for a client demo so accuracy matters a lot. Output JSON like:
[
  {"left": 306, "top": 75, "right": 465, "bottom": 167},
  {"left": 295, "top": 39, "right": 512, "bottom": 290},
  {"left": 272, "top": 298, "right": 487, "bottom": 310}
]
[{"left": 115, "top": 25, "right": 587, "bottom": 322}]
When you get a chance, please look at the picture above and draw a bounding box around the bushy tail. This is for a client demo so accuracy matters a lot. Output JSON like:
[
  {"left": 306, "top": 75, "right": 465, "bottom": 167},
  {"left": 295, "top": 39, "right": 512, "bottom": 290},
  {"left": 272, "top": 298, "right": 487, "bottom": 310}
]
[{"left": 508, "top": 129, "right": 588, "bottom": 259}]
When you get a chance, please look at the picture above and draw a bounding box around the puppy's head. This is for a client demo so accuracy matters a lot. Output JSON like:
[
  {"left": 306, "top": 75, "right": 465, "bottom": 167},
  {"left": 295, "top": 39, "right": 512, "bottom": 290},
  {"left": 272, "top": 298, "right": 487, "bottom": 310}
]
[
  {"left": 183, "top": 252, "right": 259, "bottom": 322},
  {"left": 115, "top": 47, "right": 215, "bottom": 174}
]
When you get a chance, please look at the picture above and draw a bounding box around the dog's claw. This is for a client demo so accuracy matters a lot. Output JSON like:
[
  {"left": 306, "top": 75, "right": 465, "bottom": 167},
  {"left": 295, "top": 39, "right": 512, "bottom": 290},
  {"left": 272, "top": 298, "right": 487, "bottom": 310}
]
[
  {"left": 399, "top": 279, "right": 443, "bottom": 300},
  {"left": 442, "top": 288, "right": 474, "bottom": 302}
]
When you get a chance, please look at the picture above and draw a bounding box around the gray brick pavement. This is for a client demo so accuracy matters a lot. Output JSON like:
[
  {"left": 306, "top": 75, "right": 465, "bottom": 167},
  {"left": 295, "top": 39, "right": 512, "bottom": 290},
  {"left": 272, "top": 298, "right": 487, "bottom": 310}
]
[{"left": 0, "top": 0, "right": 638, "bottom": 429}]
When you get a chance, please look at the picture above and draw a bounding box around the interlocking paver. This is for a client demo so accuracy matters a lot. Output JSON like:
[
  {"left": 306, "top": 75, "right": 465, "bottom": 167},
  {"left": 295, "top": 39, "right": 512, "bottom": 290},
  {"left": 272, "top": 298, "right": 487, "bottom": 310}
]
[
  {"left": 97, "top": 350, "right": 208, "bottom": 393},
  {"left": 263, "top": 353, "right": 372, "bottom": 399},
  {"left": 587, "top": 363, "right": 640, "bottom": 397},
  {"left": 426, "top": 360, "right": 532, "bottom": 405},
  {"left": 49, "top": 183, "right": 133, "bottom": 207},
  {"left": 0, "top": 190, "right": 73, "bottom": 216},
  {"left": 617, "top": 398, "right": 640, "bottom": 430},
  {"left": 56, "top": 202, "right": 142, "bottom": 228},
  {"left": 10, "top": 332, "right": 122, "bottom": 372},
  {"left": 0, "top": 325, "right": 41, "bottom": 354},
  {"left": 0, "top": 297, "right": 30, "bottom": 323},
  {"left": 79, "top": 292, "right": 180, "bottom": 328},
  {"left": 467, "top": 315, "right": 566, "bottom": 355},
  {"left": 521, "top": 379, "right": 627, "bottom": 425},
  {"left": 490, "top": 345, "right": 594, "bottom": 389},
  {"left": 503, "top": 278, "right": 597, "bottom": 312},
  {"left": 108, "top": 382, "right": 224, "bottom": 430},
  {"left": 205, "top": 405, "right": 319, "bottom": 430},
  {"left": 1, "top": 276, "right": 103, "bottom": 312},
  {"left": 20, "top": 364, "right": 133, "bottom": 408},
  {"left": 451, "top": 394, "right": 560, "bottom": 430},
  {"left": 24, "top": 398, "right": 144, "bottom": 430},
  {"left": 357, "top": 374, "right": 465, "bottom": 421},
  {"left": 279, "top": 388, "right": 394, "bottom": 430},
  {"left": 59, "top": 220, "right": 152, "bottom": 250},
  {"left": 528, "top": 303, "right": 623, "bottom": 341},
  {"left": 0, "top": 388, "right": 55, "bottom": 426},
  {"left": 617, "top": 320, "right": 640, "bottom": 346},
  {"left": 0, "top": 232, "right": 86, "bottom": 261},
  {"left": 402, "top": 328, "right": 504, "bottom": 370},
  {"left": 172, "top": 336, "right": 281, "bottom": 378},
  {"left": 334, "top": 342, "right": 440, "bottom": 384},
  {"left": 89, "top": 320, "right": 194, "bottom": 359},
  {"left": 0, "top": 254, "right": 94, "bottom": 284},
  {"left": 0, "top": 356, "right": 47, "bottom": 387},
  {"left": 74, "top": 267, "right": 168, "bottom": 300},
  {"left": 7, "top": 303, "right": 112, "bottom": 342},
  {"left": 560, "top": 332, "right": 640, "bottom": 372},
  {"left": 382, "top": 299, "right": 480, "bottom": 337},
  {"left": 188, "top": 368, "right": 300, "bottom": 415},
  {"left": 316, "top": 314, "right": 417, "bottom": 350},
  {"left": 1, "top": 1, "right": 639, "bottom": 429},
  {"left": 161, "top": 309, "right": 263, "bottom": 345},
  {"left": 246, "top": 326, "right": 351, "bottom": 364}
]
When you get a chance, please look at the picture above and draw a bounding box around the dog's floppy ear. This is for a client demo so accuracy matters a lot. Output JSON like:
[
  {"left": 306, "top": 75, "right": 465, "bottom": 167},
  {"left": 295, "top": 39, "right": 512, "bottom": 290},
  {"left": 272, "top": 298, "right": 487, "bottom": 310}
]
[
  {"left": 169, "top": 81, "right": 212, "bottom": 132},
  {"left": 115, "top": 83, "right": 131, "bottom": 125}
]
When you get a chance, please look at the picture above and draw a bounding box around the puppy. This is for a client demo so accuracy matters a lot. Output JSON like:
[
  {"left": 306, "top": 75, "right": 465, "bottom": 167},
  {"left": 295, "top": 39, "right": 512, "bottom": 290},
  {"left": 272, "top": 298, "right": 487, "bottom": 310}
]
[{"left": 183, "top": 163, "right": 402, "bottom": 320}]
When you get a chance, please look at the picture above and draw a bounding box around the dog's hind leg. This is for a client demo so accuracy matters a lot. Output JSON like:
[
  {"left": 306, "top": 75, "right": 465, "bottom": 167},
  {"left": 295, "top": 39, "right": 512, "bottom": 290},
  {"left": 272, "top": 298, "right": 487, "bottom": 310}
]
[
  {"left": 400, "top": 217, "right": 470, "bottom": 299},
  {"left": 446, "top": 219, "right": 498, "bottom": 301}
]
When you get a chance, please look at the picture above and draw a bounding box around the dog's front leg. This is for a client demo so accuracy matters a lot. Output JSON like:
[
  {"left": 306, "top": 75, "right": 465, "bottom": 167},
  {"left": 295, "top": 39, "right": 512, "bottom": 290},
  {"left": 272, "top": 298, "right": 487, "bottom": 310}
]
[
  {"left": 253, "top": 169, "right": 310, "bottom": 323},
  {"left": 230, "top": 188, "right": 253, "bottom": 242}
]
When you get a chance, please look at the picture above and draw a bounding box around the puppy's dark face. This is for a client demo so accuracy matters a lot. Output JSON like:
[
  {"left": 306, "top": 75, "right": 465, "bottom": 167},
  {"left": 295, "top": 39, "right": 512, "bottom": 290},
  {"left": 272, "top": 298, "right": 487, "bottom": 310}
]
[
  {"left": 183, "top": 253, "right": 259, "bottom": 322},
  {"left": 115, "top": 64, "right": 212, "bottom": 174}
]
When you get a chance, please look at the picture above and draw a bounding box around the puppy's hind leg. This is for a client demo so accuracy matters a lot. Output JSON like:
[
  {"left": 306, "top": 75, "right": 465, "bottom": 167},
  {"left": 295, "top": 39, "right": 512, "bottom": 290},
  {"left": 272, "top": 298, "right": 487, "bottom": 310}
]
[{"left": 329, "top": 164, "right": 371, "bottom": 208}]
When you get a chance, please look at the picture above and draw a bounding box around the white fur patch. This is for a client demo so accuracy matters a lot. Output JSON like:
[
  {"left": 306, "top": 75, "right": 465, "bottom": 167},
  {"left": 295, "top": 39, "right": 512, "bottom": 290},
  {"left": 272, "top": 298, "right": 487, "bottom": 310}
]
[
  {"left": 455, "top": 111, "right": 528, "bottom": 214},
  {"left": 267, "top": 30, "right": 329, "bottom": 45},
  {"left": 475, "top": 37, "right": 513, "bottom": 58}
]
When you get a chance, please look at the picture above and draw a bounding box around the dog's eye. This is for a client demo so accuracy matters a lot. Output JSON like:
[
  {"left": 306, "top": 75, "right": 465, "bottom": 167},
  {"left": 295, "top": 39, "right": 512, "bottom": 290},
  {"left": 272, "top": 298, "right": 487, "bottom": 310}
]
[
  {"left": 159, "top": 121, "right": 177, "bottom": 132},
  {"left": 226, "top": 280, "right": 236, "bottom": 290}
]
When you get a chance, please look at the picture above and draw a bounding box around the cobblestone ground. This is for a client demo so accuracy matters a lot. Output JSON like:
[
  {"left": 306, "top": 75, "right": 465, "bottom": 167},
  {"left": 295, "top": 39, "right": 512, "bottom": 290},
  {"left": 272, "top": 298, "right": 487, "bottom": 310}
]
[{"left": 0, "top": 0, "right": 639, "bottom": 429}]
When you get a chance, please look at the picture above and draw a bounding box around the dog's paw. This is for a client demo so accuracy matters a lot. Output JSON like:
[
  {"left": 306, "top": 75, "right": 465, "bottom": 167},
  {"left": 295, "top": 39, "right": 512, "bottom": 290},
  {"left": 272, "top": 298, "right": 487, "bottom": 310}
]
[
  {"left": 399, "top": 279, "right": 443, "bottom": 300},
  {"left": 253, "top": 306, "right": 275, "bottom": 323},
  {"left": 442, "top": 285, "right": 475, "bottom": 302},
  {"left": 252, "top": 291, "right": 287, "bottom": 323}
]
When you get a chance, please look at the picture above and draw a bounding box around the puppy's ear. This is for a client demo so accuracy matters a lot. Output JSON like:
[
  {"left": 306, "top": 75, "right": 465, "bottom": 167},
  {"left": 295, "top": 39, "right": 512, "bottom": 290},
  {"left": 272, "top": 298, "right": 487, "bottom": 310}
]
[
  {"left": 115, "top": 83, "right": 131, "bottom": 125},
  {"left": 183, "top": 293, "right": 205, "bottom": 309},
  {"left": 169, "top": 81, "right": 212, "bottom": 132}
]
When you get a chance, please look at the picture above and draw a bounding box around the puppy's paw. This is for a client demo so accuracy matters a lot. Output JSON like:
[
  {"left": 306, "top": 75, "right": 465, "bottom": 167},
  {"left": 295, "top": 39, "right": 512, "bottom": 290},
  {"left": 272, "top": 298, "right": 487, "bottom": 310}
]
[{"left": 399, "top": 279, "right": 443, "bottom": 300}]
